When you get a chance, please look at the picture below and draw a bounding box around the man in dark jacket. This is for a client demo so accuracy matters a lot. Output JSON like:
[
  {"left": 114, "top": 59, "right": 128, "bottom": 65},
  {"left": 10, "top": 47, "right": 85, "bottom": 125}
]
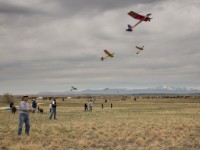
[
  {"left": 32, "top": 99, "right": 37, "bottom": 113},
  {"left": 84, "top": 103, "right": 88, "bottom": 111},
  {"left": 10, "top": 102, "right": 14, "bottom": 108}
]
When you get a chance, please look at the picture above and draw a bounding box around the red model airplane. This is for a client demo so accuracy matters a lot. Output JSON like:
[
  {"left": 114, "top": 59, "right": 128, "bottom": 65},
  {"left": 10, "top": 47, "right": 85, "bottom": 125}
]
[{"left": 127, "top": 11, "right": 152, "bottom": 30}]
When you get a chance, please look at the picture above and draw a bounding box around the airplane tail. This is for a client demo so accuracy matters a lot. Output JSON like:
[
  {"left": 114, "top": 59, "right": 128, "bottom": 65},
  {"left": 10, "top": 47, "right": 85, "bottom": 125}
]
[{"left": 126, "top": 29, "right": 133, "bottom": 32}]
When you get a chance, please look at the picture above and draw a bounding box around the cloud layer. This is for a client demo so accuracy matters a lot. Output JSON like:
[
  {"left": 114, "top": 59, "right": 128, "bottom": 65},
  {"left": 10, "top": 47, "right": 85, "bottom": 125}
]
[{"left": 0, "top": 0, "right": 200, "bottom": 94}]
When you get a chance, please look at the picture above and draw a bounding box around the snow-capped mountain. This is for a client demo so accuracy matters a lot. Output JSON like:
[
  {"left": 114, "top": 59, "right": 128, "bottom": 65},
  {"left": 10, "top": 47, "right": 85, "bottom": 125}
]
[
  {"left": 156, "top": 85, "right": 177, "bottom": 90},
  {"left": 37, "top": 86, "right": 200, "bottom": 95}
]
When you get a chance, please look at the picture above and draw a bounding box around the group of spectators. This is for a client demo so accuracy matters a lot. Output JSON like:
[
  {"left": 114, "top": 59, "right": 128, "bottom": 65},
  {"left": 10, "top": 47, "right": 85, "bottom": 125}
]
[
  {"left": 16, "top": 96, "right": 112, "bottom": 136},
  {"left": 84, "top": 100, "right": 93, "bottom": 111},
  {"left": 17, "top": 96, "right": 57, "bottom": 136}
]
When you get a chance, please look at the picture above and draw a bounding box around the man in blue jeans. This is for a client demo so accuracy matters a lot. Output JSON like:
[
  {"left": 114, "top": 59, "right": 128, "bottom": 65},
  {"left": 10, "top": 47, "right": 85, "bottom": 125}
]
[{"left": 18, "top": 96, "right": 32, "bottom": 136}]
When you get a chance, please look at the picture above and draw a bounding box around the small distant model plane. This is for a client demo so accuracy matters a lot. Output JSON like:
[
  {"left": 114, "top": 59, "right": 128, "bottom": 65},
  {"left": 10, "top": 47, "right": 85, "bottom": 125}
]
[
  {"left": 127, "top": 11, "right": 152, "bottom": 30},
  {"left": 136, "top": 46, "right": 144, "bottom": 54},
  {"left": 71, "top": 86, "right": 77, "bottom": 91},
  {"left": 101, "top": 50, "right": 114, "bottom": 61}
]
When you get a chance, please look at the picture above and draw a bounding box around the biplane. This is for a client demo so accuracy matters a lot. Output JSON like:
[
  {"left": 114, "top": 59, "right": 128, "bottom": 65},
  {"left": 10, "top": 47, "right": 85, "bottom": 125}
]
[{"left": 101, "top": 50, "right": 114, "bottom": 61}]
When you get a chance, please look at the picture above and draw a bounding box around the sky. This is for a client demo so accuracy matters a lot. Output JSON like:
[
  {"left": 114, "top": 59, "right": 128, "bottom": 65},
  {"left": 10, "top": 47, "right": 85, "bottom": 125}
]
[{"left": 0, "top": 0, "right": 200, "bottom": 94}]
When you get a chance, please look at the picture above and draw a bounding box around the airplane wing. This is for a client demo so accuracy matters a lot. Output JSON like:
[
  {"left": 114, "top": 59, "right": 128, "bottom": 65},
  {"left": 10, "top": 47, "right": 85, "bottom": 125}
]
[
  {"left": 132, "top": 14, "right": 151, "bottom": 29},
  {"left": 0, "top": 107, "right": 11, "bottom": 110},
  {"left": 136, "top": 46, "right": 144, "bottom": 51},
  {"left": 0, "top": 106, "right": 19, "bottom": 110},
  {"left": 104, "top": 50, "right": 114, "bottom": 57},
  {"left": 128, "top": 11, "right": 142, "bottom": 20},
  {"left": 128, "top": 11, "right": 151, "bottom": 22},
  {"left": 104, "top": 50, "right": 111, "bottom": 55}
]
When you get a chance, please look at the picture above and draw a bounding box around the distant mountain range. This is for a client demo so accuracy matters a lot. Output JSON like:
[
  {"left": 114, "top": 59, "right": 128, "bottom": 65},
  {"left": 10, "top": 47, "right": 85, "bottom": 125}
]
[{"left": 37, "top": 85, "right": 200, "bottom": 95}]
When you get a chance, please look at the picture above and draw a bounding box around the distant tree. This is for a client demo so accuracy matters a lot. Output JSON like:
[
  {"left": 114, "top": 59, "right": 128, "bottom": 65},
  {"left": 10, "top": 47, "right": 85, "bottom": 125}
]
[{"left": 3, "top": 93, "right": 14, "bottom": 103}]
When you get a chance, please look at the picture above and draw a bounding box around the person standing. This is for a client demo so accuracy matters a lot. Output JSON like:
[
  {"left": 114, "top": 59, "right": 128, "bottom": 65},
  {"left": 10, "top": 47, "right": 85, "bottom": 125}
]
[
  {"left": 10, "top": 101, "right": 14, "bottom": 108},
  {"left": 18, "top": 96, "right": 32, "bottom": 136},
  {"left": 88, "top": 100, "right": 93, "bottom": 112},
  {"left": 10, "top": 101, "right": 15, "bottom": 113},
  {"left": 101, "top": 103, "right": 104, "bottom": 109},
  {"left": 32, "top": 99, "right": 37, "bottom": 113},
  {"left": 49, "top": 99, "right": 57, "bottom": 120},
  {"left": 84, "top": 103, "right": 88, "bottom": 111}
]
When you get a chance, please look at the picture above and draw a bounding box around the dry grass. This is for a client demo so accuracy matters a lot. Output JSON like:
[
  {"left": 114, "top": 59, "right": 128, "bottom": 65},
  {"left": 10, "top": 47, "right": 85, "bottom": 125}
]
[{"left": 0, "top": 98, "right": 200, "bottom": 150}]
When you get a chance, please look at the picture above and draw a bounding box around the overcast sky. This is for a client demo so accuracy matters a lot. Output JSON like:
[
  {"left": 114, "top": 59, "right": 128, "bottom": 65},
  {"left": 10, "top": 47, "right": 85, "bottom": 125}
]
[{"left": 0, "top": 0, "right": 200, "bottom": 94}]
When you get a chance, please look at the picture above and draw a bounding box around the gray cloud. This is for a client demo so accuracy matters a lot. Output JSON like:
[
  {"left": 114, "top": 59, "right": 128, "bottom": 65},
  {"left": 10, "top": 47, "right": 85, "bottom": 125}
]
[
  {"left": 0, "top": 0, "right": 200, "bottom": 94},
  {"left": 53, "top": 0, "right": 161, "bottom": 15},
  {"left": 0, "top": 1, "right": 38, "bottom": 15}
]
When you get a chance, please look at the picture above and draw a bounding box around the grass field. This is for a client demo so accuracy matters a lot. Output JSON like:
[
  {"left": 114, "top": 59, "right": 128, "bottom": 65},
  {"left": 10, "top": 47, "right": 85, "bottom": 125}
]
[{"left": 0, "top": 98, "right": 200, "bottom": 150}]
